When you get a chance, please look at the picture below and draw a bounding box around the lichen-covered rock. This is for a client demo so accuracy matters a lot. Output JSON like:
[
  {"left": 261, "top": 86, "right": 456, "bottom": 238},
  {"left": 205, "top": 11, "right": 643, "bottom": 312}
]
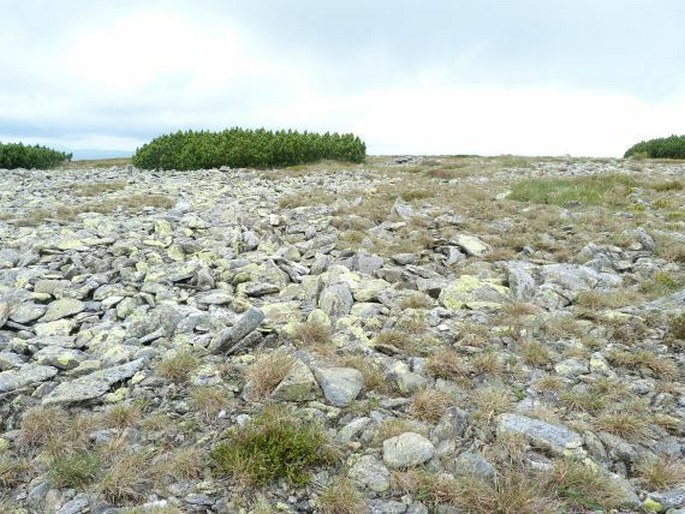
[
  {"left": 383, "top": 432, "right": 435, "bottom": 468},
  {"left": 314, "top": 367, "right": 363, "bottom": 407},
  {"left": 496, "top": 413, "right": 584, "bottom": 456},
  {"left": 271, "top": 360, "right": 320, "bottom": 402},
  {"left": 349, "top": 455, "right": 391, "bottom": 492},
  {"left": 439, "top": 275, "right": 510, "bottom": 310},
  {"left": 0, "top": 364, "right": 58, "bottom": 393}
]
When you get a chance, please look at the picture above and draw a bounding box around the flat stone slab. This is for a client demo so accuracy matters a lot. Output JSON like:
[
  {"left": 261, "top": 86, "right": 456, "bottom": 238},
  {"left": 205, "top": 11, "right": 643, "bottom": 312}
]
[
  {"left": 497, "top": 413, "right": 583, "bottom": 456},
  {"left": 42, "top": 358, "right": 145, "bottom": 405},
  {"left": 0, "top": 364, "right": 58, "bottom": 393},
  {"left": 41, "top": 298, "right": 86, "bottom": 322},
  {"left": 383, "top": 432, "right": 435, "bottom": 468}
]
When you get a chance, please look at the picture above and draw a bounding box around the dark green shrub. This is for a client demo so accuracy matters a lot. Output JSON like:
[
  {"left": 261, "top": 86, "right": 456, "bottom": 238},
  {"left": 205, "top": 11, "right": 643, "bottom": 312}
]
[
  {"left": 0, "top": 142, "right": 71, "bottom": 169},
  {"left": 210, "top": 405, "right": 335, "bottom": 486},
  {"left": 132, "top": 128, "right": 366, "bottom": 170},
  {"left": 624, "top": 135, "right": 685, "bottom": 159}
]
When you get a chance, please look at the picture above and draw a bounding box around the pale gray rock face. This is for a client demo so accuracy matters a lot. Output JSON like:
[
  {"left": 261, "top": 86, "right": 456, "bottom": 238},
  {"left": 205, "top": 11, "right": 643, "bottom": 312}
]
[
  {"left": 648, "top": 488, "right": 685, "bottom": 510},
  {"left": 40, "top": 298, "right": 86, "bottom": 322},
  {"left": 348, "top": 455, "right": 391, "bottom": 492},
  {"left": 314, "top": 367, "right": 363, "bottom": 407},
  {"left": 318, "top": 282, "right": 354, "bottom": 318},
  {"left": 208, "top": 306, "right": 264, "bottom": 354},
  {"left": 383, "top": 432, "right": 435, "bottom": 468},
  {"left": 42, "top": 358, "right": 145, "bottom": 405},
  {"left": 0, "top": 364, "right": 58, "bottom": 393},
  {"left": 497, "top": 413, "right": 583, "bottom": 456},
  {"left": 451, "top": 452, "right": 496, "bottom": 481}
]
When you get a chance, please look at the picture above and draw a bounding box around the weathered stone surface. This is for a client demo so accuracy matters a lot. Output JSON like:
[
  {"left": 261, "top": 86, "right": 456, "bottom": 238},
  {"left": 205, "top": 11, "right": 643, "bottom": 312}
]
[
  {"left": 648, "top": 488, "right": 685, "bottom": 510},
  {"left": 452, "top": 234, "right": 491, "bottom": 257},
  {"left": 42, "top": 358, "right": 145, "bottom": 405},
  {"left": 318, "top": 282, "right": 354, "bottom": 318},
  {"left": 0, "top": 364, "right": 58, "bottom": 393},
  {"left": 271, "top": 359, "right": 320, "bottom": 402},
  {"left": 314, "top": 367, "right": 363, "bottom": 407},
  {"left": 349, "top": 455, "right": 391, "bottom": 492},
  {"left": 208, "top": 307, "right": 264, "bottom": 354},
  {"left": 383, "top": 432, "right": 435, "bottom": 468},
  {"left": 41, "top": 298, "right": 86, "bottom": 322},
  {"left": 32, "top": 346, "right": 86, "bottom": 370},
  {"left": 439, "top": 275, "right": 510, "bottom": 310},
  {"left": 497, "top": 413, "right": 583, "bottom": 456}
]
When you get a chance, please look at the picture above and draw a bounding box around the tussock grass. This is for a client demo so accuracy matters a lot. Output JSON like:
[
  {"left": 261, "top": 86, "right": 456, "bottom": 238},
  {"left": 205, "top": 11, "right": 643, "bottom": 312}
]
[
  {"left": 606, "top": 349, "right": 679, "bottom": 380},
  {"left": 547, "top": 458, "right": 624, "bottom": 511},
  {"left": 337, "top": 354, "right": 390, "bottom": 393},
  {"left": 317, "top": 477, "right": 366, "bottom": 514},
  {"left": 410, "top": 389, "right": 451, "bottom": 422},
  {"left": 210, "top": 405, "right": 335, "bottom": 486},
  {"left": 190, "top": 386, "right": 231, "bottom": 421},
  {"left": 245, "top": 351, "right": 295, "bottom": 398},
  {"left": 635, "top": 455, "right": 685, "bottom": 489},
  {"left": 399, "top": 292, "right": 434, "bottom": 310},
  {"left": 0, "top": 455, "right": 34, "bottom": 488},
  {"left": 426, "top": 348, "right": 471, "bottom": 382},
  {"left": 157, "top": 351, "right": 201, "bottom": 383},
  {"left": 471, "top": 387, "right": 514, "bottom": 424},
  {"left": 71, "top": 180, "right": 127, "bottom": 196},
  {"left": 292, "top": 320, "right": 333, "bottom": 347},
  {"left": 517, "top": 340, "right": 551, "bottom": 366},
  {"left": 49, "top": 450, "right": 101, "bottom": 488}
]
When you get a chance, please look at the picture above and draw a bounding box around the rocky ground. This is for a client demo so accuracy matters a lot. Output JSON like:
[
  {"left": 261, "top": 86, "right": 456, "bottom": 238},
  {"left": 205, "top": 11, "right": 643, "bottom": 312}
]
[{"left": 0, "top": 155, "right": 683, "bottom": 514}]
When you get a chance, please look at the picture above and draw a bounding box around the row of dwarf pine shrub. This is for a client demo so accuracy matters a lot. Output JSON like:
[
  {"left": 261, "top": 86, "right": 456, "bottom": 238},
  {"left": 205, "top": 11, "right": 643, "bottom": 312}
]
[
  {"left": 624, "top": 135, "right": 685, "bottom": 159},
  {"left": 0, "top": 142, "right": 72, "bottom": 169},
  {"left": 132, "top": 128, "right": 366, "bottom": 170}
]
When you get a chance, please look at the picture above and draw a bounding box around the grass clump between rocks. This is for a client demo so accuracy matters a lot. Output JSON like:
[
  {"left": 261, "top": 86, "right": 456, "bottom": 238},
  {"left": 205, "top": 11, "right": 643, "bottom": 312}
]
[
  {"left": 508, "top": 174, "right": 638, "bottom": 207},
  {"left": 317, "top": 477, "right": 367, "bottom": 514},
  {"left": 210, "top": 405, "right": 335, "bottom": 486}
]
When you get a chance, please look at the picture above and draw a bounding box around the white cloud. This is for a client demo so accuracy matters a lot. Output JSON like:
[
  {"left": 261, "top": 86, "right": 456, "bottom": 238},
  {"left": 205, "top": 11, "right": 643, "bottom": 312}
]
[{"left": 2, "top": 1, "right": 685, "bottom": 157}]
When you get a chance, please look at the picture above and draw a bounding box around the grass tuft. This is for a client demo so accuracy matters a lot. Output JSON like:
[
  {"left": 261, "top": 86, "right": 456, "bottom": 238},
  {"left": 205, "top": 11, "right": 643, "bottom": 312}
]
[
  {"left": 245, "top": 351, "right": 295, "bottom": 399},
  {"left": 210, "top": 405, "right": 335, "bottom": 486},
  {"left": 157, "top": 351, "right": 201, "bottom": 383},
  {"left": 317, "top": 477, "right": 367, "bottom": 514}
]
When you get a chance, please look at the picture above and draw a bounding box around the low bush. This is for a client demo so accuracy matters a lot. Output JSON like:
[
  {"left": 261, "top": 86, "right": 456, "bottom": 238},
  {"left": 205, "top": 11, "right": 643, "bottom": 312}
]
[
  {"left": 624, "top": 135, "right": 685, "bottom": 159},
  {"left": 132, "top": 128, "right": 366, "bottom": 170},
  {"left": 0, "top": 142, "right": 71, "bottom": 169}
]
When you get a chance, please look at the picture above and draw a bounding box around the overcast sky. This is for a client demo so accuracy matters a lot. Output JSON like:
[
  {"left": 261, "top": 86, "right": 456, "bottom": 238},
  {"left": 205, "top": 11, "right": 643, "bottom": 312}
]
[{"left": 1, "top": 0, "right": 684, "bottom": 158}]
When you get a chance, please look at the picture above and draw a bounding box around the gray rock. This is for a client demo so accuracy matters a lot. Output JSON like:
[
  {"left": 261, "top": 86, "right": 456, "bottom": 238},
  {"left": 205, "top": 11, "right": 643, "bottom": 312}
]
[
  {"left": 605, "top": 472, "right": 641, "bottom": 509},
  {"left": 208, "top": 307, "right": 264, "bottom": 354},
  {"left": 42, "top": 358, "right": 145, "bottom": 405},
  {"left": 0, "top": 351, "right": 26, "bottom": 370},
  {"left": 351, "top": 251, "right": 384, "bottom": 275},
  {"left": 451, "top": 451, "right": 496, "bottom": 480},
  {"left": 496, "top": 413, "right": 583, "bottom": 456},
  {"left": 40, "top": 298, "right": 86, "bottom": 322},
  {"left": 369, "top": 499, "right": 407, "bottom": 514},
  {"left": 318, "top": 282, "right": 354, "bottom": 318},
  {"left": 432, "top": 406, "right": 469, "bottom": 442},
  {"left": 32, "top": 346, "right": 86, "bottom": 370},
  {"left": 502, "top": 261, "right": 537, "bottom": 300},
  {"left": 314, "top": 367, "right": 363, "bottom": 407},
  {"left": 0, "top": 364, "right": 59, "bottom": 393},
  {"left": 452, "top": 234, "right": 491, "bottom": 257},
  {"left": 383, "top": 432, "right": 435, "bottom": 468},
  {"left": 348, "top": 455, "right": 391, "bottom": 492},
  {"left": 56, "top": 494, "right": 91, "bottom": 514},
  {"left": 648, "top": 488, "right": 685, "bottom": 509},
  {"left": 9, "top": 302, "right": 47, "bottom": 324},
  {"left": 271, "top": 360, "right": 320, "bottom": 402},
  {"left": 338, "top": 417, "right": 371, "bottom": 443}
]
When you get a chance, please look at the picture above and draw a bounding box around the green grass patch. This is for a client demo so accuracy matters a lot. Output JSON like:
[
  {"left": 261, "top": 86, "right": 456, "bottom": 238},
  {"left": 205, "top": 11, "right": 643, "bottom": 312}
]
[
  {"left": 508, "top": 174, "right": 638, "bottom": 207},
  {"left": 210, "top": 405, "right": 336, "bottom": 486},
  {"left": 49, "top": 450, "right": 101, "bottom": 488}
]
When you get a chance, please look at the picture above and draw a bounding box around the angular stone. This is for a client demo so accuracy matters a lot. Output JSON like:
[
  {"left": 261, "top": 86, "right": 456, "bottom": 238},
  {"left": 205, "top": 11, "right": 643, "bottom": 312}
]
[
  {"left": 9, "top": 302, "right": 47, "bottom": 324},
  {"left": 648, "top": 488, "right": 685, "bottom": 510},
  {"left": 497, "top": 413, "right": 583, "bottom": 456},
  {"left": 271, "top": 360, "right": 320, "bottom": 402},
  {"left": 208, "top": 307, "right": 264, "bottom": 354},
  {"left": 383, "top": 432, "right": 435, "bottom": 468},
  {"left": 318, "top": 282, "right": 354, "bottom": 318},
  {"left": 452, "top": 234, "right": 491, "bottom": 257},
  {"left": 42, "top": 358, "right": 145, "bottom": 405},
  {"left": 439, "top": 275, "right": 510, "bottom": 310},
  {"left": 314, "top": 367, "right": 363, "bottom": 407},
  {"left": 349, "top": 455, "right": 391, "bottom": 492},
  {"left": 451, "top": 452, "right": 496, "bottom": 480},
  {"left": 33, "top": 346, "right": 86, "bottom": 370},
  {"left": 0, "top": 364, "right": 58, "bottom": 393},
  {"left": 41, "top": 298, "right": 86, "bottom": 322},
  {"left": 34, "top": 319, "right": 76, "bottom": 337},
  {"left": 352, "top": 278, "right": 391, "bottom": 303}
]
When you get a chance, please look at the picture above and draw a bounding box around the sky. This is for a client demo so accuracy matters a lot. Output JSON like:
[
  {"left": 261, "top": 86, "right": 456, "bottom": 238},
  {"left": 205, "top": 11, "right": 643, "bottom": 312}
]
[{"left": 1, "top": 0, "right": 685, "bottom": 158}]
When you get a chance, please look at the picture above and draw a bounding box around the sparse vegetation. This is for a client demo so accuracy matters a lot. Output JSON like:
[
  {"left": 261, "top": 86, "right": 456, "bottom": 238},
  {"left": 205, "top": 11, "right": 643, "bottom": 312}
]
[
  {"left": 245, "top": 351, "right": 296, "bottom": 398},
  {"left": 210, "top": 405, "right": 335, "bottom": 486},
  {"left": 635, "top": 455, "right": 685, "bottom": 490},
  {"left": 157, "top": 351, "right": 201, "bottom": 383},
  {"left": 410, "top": 389, "right": 451, "bottom": 422},
  {"left": 317, "top": 477, "right": 366, "bottom": 514},
  {"left": 508, "top": 174, "right": 638, "bottom": 207}
]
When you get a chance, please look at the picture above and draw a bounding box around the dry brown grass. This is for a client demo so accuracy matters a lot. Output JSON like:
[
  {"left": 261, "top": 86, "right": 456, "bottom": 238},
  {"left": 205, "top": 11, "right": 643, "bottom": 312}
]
[
  {"left": 374, "top": 329, "right": 417, "bottom": 353},
  {"left": 245, "top": 351, "right": 295, "bottom": 398},
  {"left": 472, "top": 351, "right": 504, "bottom": 376},
  {"left": 517, "top": 340, "right": 551, "bottom": 366},
  {"left": 532, "top": 374, "right": 565, "bottom": 392},
  {"left": 409, "top": 389, "right": 451, "bottom": 422},
  {"left": 635, "top": 455, "right": 685, "bottom": 490},
  {"left": 317, "top": 477, "right": 367, "bottom": 514},
  {"left": 606, "top": 349, "right": 679, "bottom": 380},
  {"left": 190, "top": 386, "right": 232, "bottom": 421},
  {"left": 278, "top": 189, "right": 335, "bottom": 208},
  {"left": 157, "top": 351, "right": 201, "bottom": 383},
  {"left": 291, "top": 320, "right": 333, "bottom": 346},
  {"left": 151, "top": 447, "right": 205, "bottom": 484},
  {"left": 14, "top": 194, "right": 174, "bottom": 226},
  {"left": 71, "top": 180, "right": 127, "bottom": 196},
  {"left": 595, "top": 410, "right": 650, "bottom": 440},
  {"left": 0, "top": 455, "right": 34, "bottom": 489},
  {"left": 337, "top": 354, "right": 390, "bottom": 393},
  {"left": 103, "top": 402, "right": 142, "bottom": 430},
  {"left": 426, "top": 348, "right": 471, "bottom": 382},
  {"left": 575, "top": 290, "right": 643, "bottom": 310},
  {"left": 399, "top": 292, "right": 434, "bottom": 310},
  {"left": 98, "top": 449, "right": 151, "bottom": 503},
  {"left": 546, "top": 458, "right": 625, "bottom": 511},
  {"left": 18, "top": 406, "right": 68, "bottom": 450},
  {"left": 374, "top": 418, "right": 418, "bottom": 444},
  {"left": 471, "top": 387, "right": 514, "bottom": 424}
]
